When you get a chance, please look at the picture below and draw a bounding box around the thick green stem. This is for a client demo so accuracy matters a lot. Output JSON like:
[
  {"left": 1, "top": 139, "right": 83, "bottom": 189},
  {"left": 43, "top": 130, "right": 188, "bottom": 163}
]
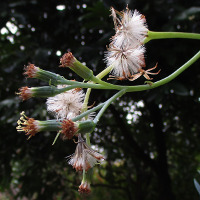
[
  {"left": 94, "top": 89, "right": 127, "bottom": 124},
  {"left": 144, "top": 31, "right": 200, "bottom": 43}
]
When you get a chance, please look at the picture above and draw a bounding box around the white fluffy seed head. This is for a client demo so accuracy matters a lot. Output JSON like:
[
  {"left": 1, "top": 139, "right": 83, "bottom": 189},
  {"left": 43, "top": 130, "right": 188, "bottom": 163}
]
[
  {"left": 46, "top": 85, "right": 85, "bottom": 120},
  {"left": 111, "top": 7, "right": 148, "bottom": 48},
  {"left": 105, "top": 44, "right": 146, "bottom": 78}
]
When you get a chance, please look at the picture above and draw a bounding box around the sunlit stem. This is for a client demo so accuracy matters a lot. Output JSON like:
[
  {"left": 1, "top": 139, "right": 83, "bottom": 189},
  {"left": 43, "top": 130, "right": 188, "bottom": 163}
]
[
  {"left": 144, "top": 31, "right": 200, "bottom": 43},
  {"left": 96, "top": 65, "right": 114, "bottom": 79},
  {"left": 94, "top": 89, "right": 127, "bottom": 124},
  {"left": 52, "top": 131, "right": 61, "bottom": 145},
  {"left": 82, "top": 170, "right": 86, "bottom": 183}
]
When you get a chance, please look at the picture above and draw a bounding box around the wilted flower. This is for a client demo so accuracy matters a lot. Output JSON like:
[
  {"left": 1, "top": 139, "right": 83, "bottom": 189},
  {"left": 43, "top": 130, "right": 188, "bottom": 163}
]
[
  {"left": 111, "top": 7, "right": 148, "bottom": 48},
  {"left": 78, "top": 180, "right": 91, "bottom": 194},
  {"left": 46, "top": 85, "right": 85, "bottom": 119},
  {"left": 67, "top": 135, "right": 104, "bottom": 171}
]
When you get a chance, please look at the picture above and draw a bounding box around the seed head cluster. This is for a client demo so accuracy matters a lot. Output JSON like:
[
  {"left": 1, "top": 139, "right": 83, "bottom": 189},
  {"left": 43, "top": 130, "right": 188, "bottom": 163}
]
[{"left": 105, "top": 7, "right": 159, "bottom": 81}]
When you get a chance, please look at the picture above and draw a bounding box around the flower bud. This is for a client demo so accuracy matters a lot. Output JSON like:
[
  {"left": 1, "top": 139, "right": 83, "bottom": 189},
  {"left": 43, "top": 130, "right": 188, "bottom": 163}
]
[
  {"left": 24, "top": 63, "right": 40, "bottom": 78},
  {"left": 17, "top": 86, "right": 34, "bottom": 101},
  {"left": 17, "top": 86, "right": 69, "bottom": 100},
  {"left": 60, "top": 52, "right": 93, "bottom": 81},
  {"left": 24, "top": 63, "right": 64, "bottom": 85},
  {"left": 16, "top": 112, "right": 61, "bottom": 139}
]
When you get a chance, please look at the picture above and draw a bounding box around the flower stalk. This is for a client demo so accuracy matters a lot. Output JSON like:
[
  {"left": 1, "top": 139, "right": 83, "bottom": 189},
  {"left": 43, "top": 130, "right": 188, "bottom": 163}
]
[
  {"left": 94, "top": 89, "right": 127, "bottom": 124},
  {"left": 144, "top": 31, "right": 200, "bottom": 43}
]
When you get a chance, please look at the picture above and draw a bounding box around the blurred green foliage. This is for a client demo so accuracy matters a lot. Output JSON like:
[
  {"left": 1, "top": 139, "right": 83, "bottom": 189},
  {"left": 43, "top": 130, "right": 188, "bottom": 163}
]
[{"left": 1, "top": 0, "right": 200, "bottom": 199}]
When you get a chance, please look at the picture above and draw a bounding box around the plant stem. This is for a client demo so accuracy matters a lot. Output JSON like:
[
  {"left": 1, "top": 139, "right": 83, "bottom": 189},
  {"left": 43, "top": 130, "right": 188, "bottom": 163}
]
[
  {"left": 96, "top": 65, "right": 114, "bottom": 79},
  {"left": 81, "top": 65, "right": 114, "bottom": 145},
  {"left": 60, "top": 51, "right": 200, "bottom": 92},
  {"left": 58, "top": 79, "right": 110, "bottom": 89},
  {"left": 144, "top": 31, "right": 200, "bottom": 43},
  {"left": 94, "top": 89, "right": 127, "bottom": 124},
  {"left": 82, "top": 87, "right": 92, "bottom": 146}
]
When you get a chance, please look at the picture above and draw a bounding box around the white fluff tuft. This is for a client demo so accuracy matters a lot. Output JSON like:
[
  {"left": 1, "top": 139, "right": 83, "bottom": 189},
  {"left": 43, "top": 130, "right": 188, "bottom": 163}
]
[
  {"left": 46, "top": 85, "right": 85, "bottom": 119},
  {"left": 111, "top": 8, "right": 148, "bottom": 48},
  {"left": 105, "top": 45, "right": 146, "bottom": 78}
]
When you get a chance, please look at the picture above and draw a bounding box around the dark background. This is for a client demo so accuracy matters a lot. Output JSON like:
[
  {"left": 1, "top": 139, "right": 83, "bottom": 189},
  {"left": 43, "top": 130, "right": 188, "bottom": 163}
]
[{"left": 1, "top": 0, "right": 200, "bottom": 199}]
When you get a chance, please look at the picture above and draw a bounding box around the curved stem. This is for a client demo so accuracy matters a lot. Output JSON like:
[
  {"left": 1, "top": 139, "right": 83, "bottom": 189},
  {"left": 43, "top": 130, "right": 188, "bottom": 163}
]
[
  {"left": 144, "top": 31, "right": 200, "bottom": 43},
  {"left": 73, "top": 103, "right": 105, "bottom": 122},
  {"left": 94, "top": 89, "right": 127, "bottom": 124},
  {"left": 59, "top": 51, "right": 200, "bottom": 92}
]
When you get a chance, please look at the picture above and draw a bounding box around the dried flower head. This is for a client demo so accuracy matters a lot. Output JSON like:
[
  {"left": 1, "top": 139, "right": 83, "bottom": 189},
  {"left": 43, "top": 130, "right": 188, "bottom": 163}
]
[
  {"left": 78, "top": 180, "right": 91, "bottom": 194},
  {"left": 111, "top": 7, "right": 148, "bottom": 47},
  {"left": 105, "top": 44, "right": 146, "bottom": 79},
  {"left": 17, "top": 86, "right": 33, "bottom": 101},
  {"left": 24, "top": 63, "right": 40, "bottom": 78},
  {"left": 16, "top": 111, "right": 40, "bottom": 139},
  {"left": 60, "top": 52, "right": 76, "bottom": 67},
  {"left": 46, "top": 85, "right": 85, "bottom": 119},
  {"left": 67, "top": 135, "right": 104, "bottom": 171}
]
